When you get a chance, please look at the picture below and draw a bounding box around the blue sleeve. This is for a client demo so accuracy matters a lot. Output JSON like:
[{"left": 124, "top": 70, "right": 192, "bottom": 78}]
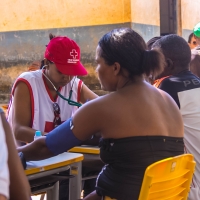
[{"left": 45, "top": 118, "right": 82, "bottom": 155}]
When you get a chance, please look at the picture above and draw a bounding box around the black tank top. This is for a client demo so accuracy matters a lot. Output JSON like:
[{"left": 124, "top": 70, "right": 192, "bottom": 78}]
[{"left": 96, "top": 136, "right": 184, "bottom": 200}]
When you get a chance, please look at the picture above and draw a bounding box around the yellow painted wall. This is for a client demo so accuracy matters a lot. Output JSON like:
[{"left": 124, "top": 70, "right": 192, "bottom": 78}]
[
  {"left": 1, "top": 0, "right": 131, "bottom": 32},
  {"left": 181, "top": 0, "right": 200, "bottom": 30},
  {"left": 131, "top": 0, "right": 160, "bottom": 26}
]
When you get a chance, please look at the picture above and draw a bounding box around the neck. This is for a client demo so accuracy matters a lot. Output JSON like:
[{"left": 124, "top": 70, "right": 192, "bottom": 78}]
[
  {"left": 117, "top": 75, "right": 144, "bottom": 90},
  {"left": 121, "top": 79, "right": 130, "bottom": 88},
  {"left": 172, "top": 67, "right": 189, "bottom": 75}
]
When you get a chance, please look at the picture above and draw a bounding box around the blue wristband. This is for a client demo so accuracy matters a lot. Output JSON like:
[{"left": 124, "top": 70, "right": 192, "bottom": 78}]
[{"left": 45, "top": 118, "right": 82, "bottom": 155}]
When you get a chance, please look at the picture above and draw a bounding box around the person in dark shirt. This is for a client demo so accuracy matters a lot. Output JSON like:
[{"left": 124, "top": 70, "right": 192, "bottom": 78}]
[{"left": 153, "top": 34, "right": 200, "bottom": 200}]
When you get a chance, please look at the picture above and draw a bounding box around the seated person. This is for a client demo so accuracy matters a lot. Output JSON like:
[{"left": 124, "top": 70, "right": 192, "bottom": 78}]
[
  {"left": 152, "top": 34, "right": 200, "bottom": 200},
  {"left": 0, "top": 108, "right": 30, "bottom": 200},
  {"left": 7, "top": 34, "right": 100, "bottom": 200},
  {"left": 17, "top": 28, "right": 184, "bottom": 200},
  {"left": 7, "top": 34, "right": 98, "bottom": 143}
]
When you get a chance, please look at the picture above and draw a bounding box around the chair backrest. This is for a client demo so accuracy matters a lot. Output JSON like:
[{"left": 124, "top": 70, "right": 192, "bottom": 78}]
[{"left": 138, "top": 154, "right": 196, "bottom": 200}]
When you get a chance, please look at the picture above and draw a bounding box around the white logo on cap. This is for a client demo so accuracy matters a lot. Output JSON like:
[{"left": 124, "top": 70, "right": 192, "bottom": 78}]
[{"left": 68, "top": 49, "right": 79, "bottom": 64}]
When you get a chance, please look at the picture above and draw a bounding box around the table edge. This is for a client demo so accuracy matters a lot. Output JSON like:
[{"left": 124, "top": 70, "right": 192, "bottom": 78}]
[{"left": 25, "top": 154, "right": 83, "bottom": 175}]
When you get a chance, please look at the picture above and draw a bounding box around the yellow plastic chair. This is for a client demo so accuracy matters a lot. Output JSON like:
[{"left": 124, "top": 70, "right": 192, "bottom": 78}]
[{"left": 138, "top": 154, "right": 196, "bottom": 200}]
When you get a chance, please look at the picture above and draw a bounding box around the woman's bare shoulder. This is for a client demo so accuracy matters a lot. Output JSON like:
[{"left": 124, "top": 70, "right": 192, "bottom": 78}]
[{"left": 156, "top": 87, "right": 178, "bottom": 106}]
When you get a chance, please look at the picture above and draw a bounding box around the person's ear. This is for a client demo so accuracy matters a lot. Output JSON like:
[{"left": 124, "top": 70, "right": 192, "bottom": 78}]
[
  {"left": 165, "top": 58, "right": 175, "bottom": 75},
  {"left": 113, "top": 62, "right": 121, "bottom": 76},
  {"left": 166, "top": 58, "right": 174, "bottom": 69},
  {"left": 44, "top": 59, "right": 50, "bottom": 69}
]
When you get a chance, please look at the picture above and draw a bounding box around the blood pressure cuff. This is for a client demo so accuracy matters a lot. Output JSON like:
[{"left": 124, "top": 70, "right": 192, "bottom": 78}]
[{"left": 45, "top": 118, "right": 82, "bottom": 155}]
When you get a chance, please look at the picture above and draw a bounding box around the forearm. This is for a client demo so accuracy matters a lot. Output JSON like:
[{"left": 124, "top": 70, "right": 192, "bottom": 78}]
[
  {"left": 18, "top": 118, "right": 84, "bottom": 161},
  {"left": 80, "top": 84, "right": 98, "bottom": 103},
  {"left": 18, "top": 137, "right": 54, "bottom": 161},
  {"left": 14, "top": 126, "right": 36, "bottom": 143}
]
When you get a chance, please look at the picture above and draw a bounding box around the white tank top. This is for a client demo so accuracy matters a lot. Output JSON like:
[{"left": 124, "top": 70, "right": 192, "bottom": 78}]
[{"left": 8, "top": 70, "right": 82, "bottom": 132}]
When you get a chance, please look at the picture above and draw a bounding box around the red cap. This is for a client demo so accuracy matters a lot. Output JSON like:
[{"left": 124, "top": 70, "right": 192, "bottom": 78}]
[{"left": 44, "top": 36, "right": 87, "bottom": 76}]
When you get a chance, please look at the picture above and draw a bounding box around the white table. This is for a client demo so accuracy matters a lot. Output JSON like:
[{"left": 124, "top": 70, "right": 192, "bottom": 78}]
[{"left": 26, "top": 152, "right": 83, "bottom": 200}]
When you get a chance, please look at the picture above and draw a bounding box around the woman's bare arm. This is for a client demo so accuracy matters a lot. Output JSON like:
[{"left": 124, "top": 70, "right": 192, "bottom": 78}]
[{"left": 17, "top": 137, "right": 54, "bottom": 161}]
